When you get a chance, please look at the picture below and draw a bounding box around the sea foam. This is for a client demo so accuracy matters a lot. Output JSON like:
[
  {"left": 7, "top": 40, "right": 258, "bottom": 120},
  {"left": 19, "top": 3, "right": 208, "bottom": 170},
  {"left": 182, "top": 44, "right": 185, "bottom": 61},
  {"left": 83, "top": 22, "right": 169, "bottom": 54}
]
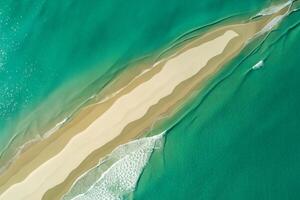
[
  {"left": 256, "top": 15, "right": 286, "bottom": 37},
  {"left": 252, "top": 60, "right": 264, "bottom": 70},
  {"left": 62, "top": 132, "right": 165, "bottom": 200},
  {"left": 256, "top": 0, "right": 293, "bottom": 16},
  {"left": 246, "top": 0, "right": 293, "bottom": 44}
]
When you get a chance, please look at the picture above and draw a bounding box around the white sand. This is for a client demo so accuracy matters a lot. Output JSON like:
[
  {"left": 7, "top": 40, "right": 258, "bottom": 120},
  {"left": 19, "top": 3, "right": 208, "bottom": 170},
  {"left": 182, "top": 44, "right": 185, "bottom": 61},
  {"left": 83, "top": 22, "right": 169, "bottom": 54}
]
[{"left": 0, "top": 30, "right": 238, "bottom": 200}]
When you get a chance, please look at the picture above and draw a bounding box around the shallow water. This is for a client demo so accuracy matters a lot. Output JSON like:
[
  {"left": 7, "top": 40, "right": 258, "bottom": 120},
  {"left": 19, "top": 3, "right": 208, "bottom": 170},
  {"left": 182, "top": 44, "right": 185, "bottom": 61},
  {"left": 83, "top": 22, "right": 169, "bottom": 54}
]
[
  {"left": 0, "top": 0, "right": 271, "bottom": 149},
  {"left": 1, "top": 0, "right": 299, "bottom": 199}
]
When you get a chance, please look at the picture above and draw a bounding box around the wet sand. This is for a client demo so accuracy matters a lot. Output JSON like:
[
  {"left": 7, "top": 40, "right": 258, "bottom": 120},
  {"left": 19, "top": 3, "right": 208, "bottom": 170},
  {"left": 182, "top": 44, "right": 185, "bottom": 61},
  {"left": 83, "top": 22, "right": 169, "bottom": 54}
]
[{"left": 0, "top": 7, "right": 288, "bottom": 200}]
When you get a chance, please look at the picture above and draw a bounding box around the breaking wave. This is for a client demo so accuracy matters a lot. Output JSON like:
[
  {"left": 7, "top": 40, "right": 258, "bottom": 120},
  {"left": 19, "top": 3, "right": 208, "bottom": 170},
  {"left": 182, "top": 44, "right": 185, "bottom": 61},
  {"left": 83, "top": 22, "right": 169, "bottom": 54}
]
[{"left": 62, "top": 132, "right": 165, "bottom": 200}]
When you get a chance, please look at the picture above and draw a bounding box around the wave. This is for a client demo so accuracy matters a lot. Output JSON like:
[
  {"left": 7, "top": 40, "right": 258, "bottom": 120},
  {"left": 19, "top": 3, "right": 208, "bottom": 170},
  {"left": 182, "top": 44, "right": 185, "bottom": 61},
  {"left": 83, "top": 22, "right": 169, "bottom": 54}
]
[
  {"left": 252, "top": 60, "right": 264, "bottom": 70},
  {"left": 246, "top": 0, "right": 294, "bottom": 43},
  {"left": 0, "top": 90, "right": 97, "bottom": 174},
  {"left": 0, "top": 48, "right": 160, "bottom": 178},
  {"left": 255, "top": 0, "right": 293, "bottom": 17},
  {"left": 256, "top": 15, "right": 286, "bottom": 37},
  {"left": 62, "top": 132, "right": 165, "bottom": 200}
]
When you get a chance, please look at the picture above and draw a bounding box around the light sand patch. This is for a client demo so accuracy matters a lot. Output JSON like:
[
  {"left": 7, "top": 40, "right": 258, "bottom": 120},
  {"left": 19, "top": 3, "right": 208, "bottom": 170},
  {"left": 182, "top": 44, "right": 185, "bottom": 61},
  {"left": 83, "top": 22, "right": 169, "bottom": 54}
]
[
  {"left": 0, "top": 5, "right": 289, "bottom": 199},
  {"left": 0, "top": 30, "right": 238, "bottom": 200}
]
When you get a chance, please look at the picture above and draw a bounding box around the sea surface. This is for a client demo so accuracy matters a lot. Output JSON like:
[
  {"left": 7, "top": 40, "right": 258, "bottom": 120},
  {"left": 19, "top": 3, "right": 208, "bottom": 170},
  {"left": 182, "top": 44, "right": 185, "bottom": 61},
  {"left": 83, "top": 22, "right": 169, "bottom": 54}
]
[
  {"left": 0, "top": 0, "right": 269, "bottom": 157},
  {"left": 0, "top": 0, "right": 299, "bottom": 199},
  {"left": 0, "top": 0, "right": 266, "bottom": 163},
  {"left": 133, "top": 1, "right": 300, "bottom": 200}
]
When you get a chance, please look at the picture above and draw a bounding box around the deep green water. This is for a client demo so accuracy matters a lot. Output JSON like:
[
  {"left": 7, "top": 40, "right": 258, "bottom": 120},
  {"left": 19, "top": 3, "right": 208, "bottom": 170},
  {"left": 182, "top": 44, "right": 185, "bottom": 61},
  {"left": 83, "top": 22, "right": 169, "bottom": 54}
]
[
  {"left": 133, "top": 2, "right": 300, "bottom": 200},
  {"left": 1, "top": 0, "right": 300, "bottom": 199},
  {"left": 0, "top": 0, "right": 271, "bottom": 154},
  {"left": 0, "top": 0, "right": 273, "bottom": 160}
]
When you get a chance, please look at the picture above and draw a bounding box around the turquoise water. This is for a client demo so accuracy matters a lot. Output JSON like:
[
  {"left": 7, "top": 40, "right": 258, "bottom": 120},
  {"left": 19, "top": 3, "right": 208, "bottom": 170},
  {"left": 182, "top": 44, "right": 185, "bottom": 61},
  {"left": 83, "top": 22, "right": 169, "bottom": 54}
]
[
  {"left": 0, "top": 0, "right": 271, "bottom": 158},
  {"left": 133, "top": 2, "right": 300, "bottom": 200},
  {"left": 1, "top": 0, "right": 300, "bottom": 199}
]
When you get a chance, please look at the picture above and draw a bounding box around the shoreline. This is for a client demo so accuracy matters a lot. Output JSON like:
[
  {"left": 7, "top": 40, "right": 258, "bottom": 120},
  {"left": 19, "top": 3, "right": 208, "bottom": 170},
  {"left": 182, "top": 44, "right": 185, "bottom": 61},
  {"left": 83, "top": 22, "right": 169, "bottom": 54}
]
[{"left": 0, "top": 4, "right": 291, "bottom": 200}]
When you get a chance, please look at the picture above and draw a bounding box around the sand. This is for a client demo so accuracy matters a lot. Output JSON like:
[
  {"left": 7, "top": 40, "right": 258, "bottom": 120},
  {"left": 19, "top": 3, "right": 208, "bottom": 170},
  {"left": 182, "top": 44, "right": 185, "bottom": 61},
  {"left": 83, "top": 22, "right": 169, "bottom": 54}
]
[{"left": 0, "top": 6, "right": 288, "bottom": 200}]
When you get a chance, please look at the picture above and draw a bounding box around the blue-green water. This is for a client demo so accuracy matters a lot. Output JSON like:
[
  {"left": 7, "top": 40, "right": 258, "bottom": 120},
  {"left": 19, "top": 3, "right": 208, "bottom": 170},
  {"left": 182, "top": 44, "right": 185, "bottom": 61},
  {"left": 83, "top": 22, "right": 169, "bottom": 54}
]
[
  {"left": 133, "top": 2, "right": 300, "bottom": 200},
  {"left": 0, "top": 0, "right": 271, "bottom": 160},
  {"left": 1, "top": 0, "right": 300, "bottom": 199}
]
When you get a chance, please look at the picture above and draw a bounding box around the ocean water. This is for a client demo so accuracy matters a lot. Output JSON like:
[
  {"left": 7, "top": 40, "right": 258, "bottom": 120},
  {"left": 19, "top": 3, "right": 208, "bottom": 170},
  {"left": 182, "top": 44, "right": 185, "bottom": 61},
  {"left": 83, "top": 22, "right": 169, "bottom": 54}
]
[
  {"left": 0, "top": 0, "right": 272, "bottom": 162},
  {"left": 1, "top": 0, "right": 299, "bottom": 199},
  {"left": 133, "top": 2, "right": 300, "bottom": 200}
]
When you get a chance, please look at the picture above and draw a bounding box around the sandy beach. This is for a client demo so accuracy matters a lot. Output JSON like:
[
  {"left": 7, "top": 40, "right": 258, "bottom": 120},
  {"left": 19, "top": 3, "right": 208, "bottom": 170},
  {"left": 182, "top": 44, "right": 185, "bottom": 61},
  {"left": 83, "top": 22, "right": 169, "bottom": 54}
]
[{"left": 0, "top": 6, "right": 288, "bottom": 199}]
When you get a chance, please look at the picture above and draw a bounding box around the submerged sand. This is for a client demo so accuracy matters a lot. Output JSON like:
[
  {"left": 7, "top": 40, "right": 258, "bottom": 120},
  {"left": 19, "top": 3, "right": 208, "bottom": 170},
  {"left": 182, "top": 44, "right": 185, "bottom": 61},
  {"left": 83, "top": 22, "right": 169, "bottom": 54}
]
[{"left": 0, "top": 6, "right": 288, "bottom": 200}]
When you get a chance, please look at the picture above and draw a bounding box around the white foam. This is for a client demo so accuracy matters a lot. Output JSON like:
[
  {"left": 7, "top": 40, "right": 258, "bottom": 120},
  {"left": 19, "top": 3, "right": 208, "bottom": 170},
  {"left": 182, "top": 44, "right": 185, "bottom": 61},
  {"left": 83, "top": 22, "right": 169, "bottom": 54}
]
[
  {"left": 247, "top": 0, "right": 293, "bottom": 42},
  {"left": 43, "top": 117, "right": 68, "bottom": 138},
  {"left": 64, "top": 132, "right": 164, "bottom": 200},
  {"left": 255, "top": 0, "right": 293, "bottom": 17},
  {"left": 257, "top": 15, "right": 286, "bottom": 37},
  {"left": 252, "top": 60, "right": 264, "bottom": 70}
]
